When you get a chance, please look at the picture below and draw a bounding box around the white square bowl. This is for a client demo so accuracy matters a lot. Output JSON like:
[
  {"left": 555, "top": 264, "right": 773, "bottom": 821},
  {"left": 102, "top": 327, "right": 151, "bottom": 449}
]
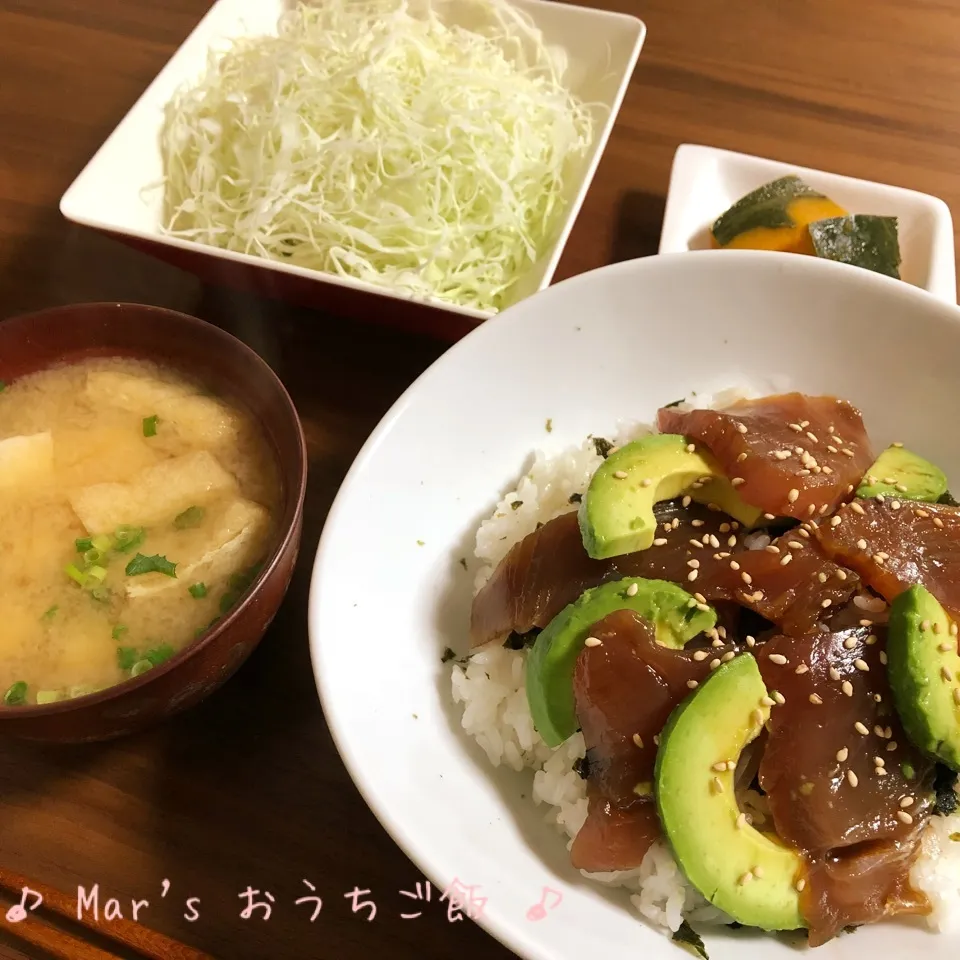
[
  {"left": 59, "top": 0, "right": 646, "bottom": 339},
  {"left": 659, "top": 144, "right": 956, "bottom": 304}
]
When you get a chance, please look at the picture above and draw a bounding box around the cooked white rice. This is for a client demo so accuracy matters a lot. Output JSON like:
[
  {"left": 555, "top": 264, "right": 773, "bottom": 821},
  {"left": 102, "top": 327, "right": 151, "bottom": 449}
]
[{"left": 450, "top": 392, "right": 960, "bottom": 940}]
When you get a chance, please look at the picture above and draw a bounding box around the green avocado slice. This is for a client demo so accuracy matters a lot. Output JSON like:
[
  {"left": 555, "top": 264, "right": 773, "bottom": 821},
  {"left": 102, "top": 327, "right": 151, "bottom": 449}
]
[
  {"left": 856, "top": 445, "right": 948, "bottom": 503},
  {"left": 526, "top": 578, "right": 715, "bottom": 748},
  {"left": 578, "top": 434, "right": 763, "bottom": 560},
  {"left": 887, "top": 584, "right": 960, "bottom": 770},
  {"left": 656, "top": 653, "right": 805, "bottom": 931}
]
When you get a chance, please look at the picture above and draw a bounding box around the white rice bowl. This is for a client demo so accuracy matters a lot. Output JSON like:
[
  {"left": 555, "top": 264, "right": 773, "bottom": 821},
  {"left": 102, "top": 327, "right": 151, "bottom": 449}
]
[{"left": 449, "top": 392, "right": 960, "bottom": 943}]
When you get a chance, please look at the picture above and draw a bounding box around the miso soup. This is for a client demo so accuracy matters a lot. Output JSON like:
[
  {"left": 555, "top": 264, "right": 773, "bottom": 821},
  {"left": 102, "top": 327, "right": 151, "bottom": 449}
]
[{"left": 0, "top": 357, "right": 278, "bottom": 706}]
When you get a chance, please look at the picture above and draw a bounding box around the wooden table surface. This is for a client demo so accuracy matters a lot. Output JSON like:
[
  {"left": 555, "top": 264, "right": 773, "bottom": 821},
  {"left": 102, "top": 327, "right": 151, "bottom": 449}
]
[{"left": 2, "top": 1, "right": 960, "bottom": 957}]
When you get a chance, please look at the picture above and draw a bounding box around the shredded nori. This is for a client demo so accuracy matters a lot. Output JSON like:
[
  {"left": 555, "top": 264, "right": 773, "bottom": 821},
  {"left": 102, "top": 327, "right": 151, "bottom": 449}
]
[
  {"left": 934, "top": 764, "right": 959, "bottom": 816},
  {"left": 663, "top": 398, "right": 685, "bottom": 409},
  {"left": 939, "top": 490, "right": 960, "bottom": 506},
  {"left": 503, "top": 628, "right": 540, "bottom": 650},
  {"left": 511, "top": 501, "right": 523, "bottom": 511},
  {"left": 726, "top": 921, "right": 743, "bottom": 930},
  {"left": 441, "top": 647, "right": 457, "bottom": 663},
  {"left": 842, "top": 924, "right": 861, "bottom": 935},
  {"left": 593, "top": 437, "right": 614, "bottom": 458},
  {"left": 573, "top": 752, "right": 592, "bottom": 780},
  {"left": 568, "top": 492, "right": 583, "bottom": 504},
  {"left": 672, "top": 920, "right": 708, "bottom": 958}
]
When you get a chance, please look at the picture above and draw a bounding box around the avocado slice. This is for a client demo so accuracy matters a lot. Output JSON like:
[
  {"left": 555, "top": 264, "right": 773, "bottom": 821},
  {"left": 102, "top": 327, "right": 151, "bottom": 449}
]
[
  {"left": 656, "top": 653, "right": 805, "bottom": 932},
  {"left": 526, "top": 577, "right": 716, "bottom": 748},
  {"left": 856, "top": 445, "right": 947, "bottom": 502},
  {"left": 888, "top": 584, "right": 960, "bottom": 770},
  {"left": 578, "top": 435, "right": 763, "bottom": 560}
]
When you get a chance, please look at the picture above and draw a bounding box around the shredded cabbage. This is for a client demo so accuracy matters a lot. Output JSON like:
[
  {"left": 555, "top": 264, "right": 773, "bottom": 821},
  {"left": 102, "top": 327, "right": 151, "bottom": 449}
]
[{"left": 159, "top": 0, "right": 595, "bottom": 313}]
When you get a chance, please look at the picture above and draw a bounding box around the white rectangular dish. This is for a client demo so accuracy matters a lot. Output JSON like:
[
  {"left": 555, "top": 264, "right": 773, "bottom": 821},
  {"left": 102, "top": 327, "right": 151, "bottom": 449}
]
[
  {"left": 659, "top": 144, "right": 956, "bottom": 304},
  {"left": 59, "top": 0, "right": 646, "bottom": 339}
]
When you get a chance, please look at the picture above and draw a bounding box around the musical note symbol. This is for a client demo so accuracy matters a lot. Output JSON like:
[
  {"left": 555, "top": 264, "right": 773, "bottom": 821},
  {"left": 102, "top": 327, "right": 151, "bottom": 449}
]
[
  {"left": 5, "top": 886, "right": 42, "bottom": 924},
  {"left": 525, "top": 886, "right": 563, "bottom": 922}
]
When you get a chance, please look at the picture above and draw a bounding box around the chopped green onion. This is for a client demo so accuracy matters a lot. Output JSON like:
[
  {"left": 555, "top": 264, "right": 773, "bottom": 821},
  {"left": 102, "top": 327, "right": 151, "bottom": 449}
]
[
  {"left": 65, "top": 562, "right": 88, "bottom": 586},
  {"left": 142, "top": 415, "right": 159, "bottom": 437},
  {"left": 89, "top": 586, "right": 112, "bottom": 604},
  {"left": 41, "top": 605, "right": 58, "bottom": 622},
  {"left": 130, "top": 659, "right": 154, "bottom": 677},
  {"left": 91, "top": 534, "right": 112, "bottom": 553},
  {"left": 86, "top": 565, "right": 108, "bottom": 583},
  {"left": 75, "top": 537, "right": 93, "bottom": 553},
  {"left": 218, "top": 562, "right": 262, "bottom": 613},
  {"left": 145, "top": 644, "right": 175, "bottom": 666},
  {"left": 113, "top": 525, "right": 145, "bottom": 553},
  {"left": 36, "top": 690, "right": 65, "bottom": 705},
  {"left": 117, "top": 647, "right": 138, "bottom": 671},
  {"left": 0, "top": 381, "right": 6, "bottom": 392},
  {"left": 83, "top": 547, "right": 107, "bottom": 566},
  {"left": 112, "top": 624, "right": 128, "bottom": 640},
  {"left": 189, "top": 582, "right": 208, "bottom": 599},
  {"left": 67, "top": 684, "right": 96, "bottom": 699},
  {"left": 125, "top": 553, "right": 177, "bottom": 578},
  {"left": 3, "top": 681, "right": 28, "bottom": 706},
  {"left": 174, "top": 505, "right": 205, "bottom": 530}
]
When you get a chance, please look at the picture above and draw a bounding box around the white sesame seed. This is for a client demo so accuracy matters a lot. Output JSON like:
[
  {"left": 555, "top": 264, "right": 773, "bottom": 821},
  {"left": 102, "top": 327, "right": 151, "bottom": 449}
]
[
  {"left": 789, "top": 423, "right": 802, "bottom": 433},
  {"left": 857, "top": 538, "right": 868, "bottom": 550},
  {"left": 890, "top": 500, "right": 902, "bottom": 510},
  {"left": 850, "top": 501, "right": 866, "bottom": 515},
  {"left": 842, "top": 448, "right": 855, "bottom": 457},
  {"left": 796, "top": 879, "right": 806, "bottom": 892},
  {"left": 768, "top": 654, "right": 788, "bottom": 665},
  {"left": 632, "top": 733, "right": 644, "bottom": 748},
  {"left": 722, "top": 651, "right": 735, "bottom": 663},
  {"left": 835, "top": 569, "right": 848, "bottom": 580},
  {"left": 774, "top": 450, "right": 791, "bottom": 460},
  {"left": 693, "top": 650, "right": 708, "bottom": 661},
  {"left": 860, "top": 619, "right": 874, "bottom": 627},
  {"left": 874, "top": 756, "right": 885, "bottom": 767},
  {"left": 687, "top": 680, "right": 699, "bottom": 689},
  {"left": 827, "top": 445, "right": 838, "bottom": 454},
  {"left": 920, "top": 619, "right": 931, "bottom": 632},
  {"left": 689, "top": 539, "right": 704, "bottom": 549},
  {"left": 944, "top": 666, "right": 955, "bottom": 682},
  {"left": 879, "top": 651, "right": 888, "bottom": 665},
  {"left": 952, "top": 623, "right": 959, "bottom": 637},
  {"left": 788, "top": 488, "right": 800, "bottom": 503},
  {"left": 736, "top": 452, "right": 748, "bottom": 463},
  {"left": 736, "top": 812, "right": 747, "bottom": 829},
  {"left": 584, "top": 637, "right": 602, "bottom": 648},
  {"left": 836, "top": 747, "right": 849, "bottom": 762},
  {"left": 709, "top": 658, "right": 721, "bottom": 670},
  {"left": 741, "top": 572, "right": 753, "bottom": 585},
  {"left": 711, "top": 638, "right": 724, "bottom": 648},
  {"left": 653, "top": 538, "right": 668, "bottom": 546},
  {"left": 897, "top": 811, "right": 914, "bottom": 825},
  {"left": 711, "top": 776, "right": 723, "bottom": 793},
  {"left": 732, "top": 477, "right": 745, "bottom": 487},
  {"left": 830, "top": 516, "right": 842, "bottom": 527},
  {"left": 641, "top": 478, "right": 653, "bottom": 488},
  {"left": 874, "top": 725, "right": 885, "bottom": 737},
  {"left": 809, "top": 693, "right": 823, "bottom": 705},
  {"left": 765, "top": 544, "right": 781, "bottom": 554},
  {"left": 613, "top": 470, "right": 628, "bottom": 479},
  {"left": 887, "top": 741, "right": 898, "bottom": 752},
  {"left": 829, "top": 667, "right": 841, "bottom": 681},
  {"left": 866, "top": 633, "right": 877, "bottom": 644},
  {"left": 934, "top": 622, "right": 943, "bottom": 635},
  {"left": 712, "top": 761, "right": 727, "bottom": 772},
  {"left": 626, "top": 582, "right": 640, "bottom": 598},
  {"left": 709, "top": 535, "right": 720, "bottom": 548},
  {"left": 727, "top": 536, "right": 737, "bottom": 547},
  {"left": 842, "top": 681, "right": 853, "bottom": 696},
  {"left": 855, "top": 721, "right": 869, "bottom": 735},
  {"left": 818, "top": 572, "right": 829, "bottom": 584},
  {"left": 795, "top": 663, "right": 809, "bottom": 674},
  {"left": 687, "top": 570, "right": 699, "bottom": 582},
  {"left": 896, "top": 484, "right": 908, "bottom": 494},
  {"left": 807, "top": 504, "right": 816, "bottom": 516},
  {"left": 848, "top": 770, "right": 859, "bottom": 787},
  {"left": 761, "top": 696, "right": 775, "bottom": 707},
  {"left": 954, "top": 689, "right": 960, "bottom": 706},
  {"left": 780, "top": 553, "right": 793, "bottom": 566},
  {"left": 736, "top": 423, "right": 748, "bottom": 434},
  {"left": 687, "top": 558, "right": 700, "bottom": 569},
  {"left": 822, "top": 599, "right": 833, "bottom": 609},
  {"left": 753, "top": 865, "right": 765, "bottom": 879},
  {"left": 772, "top": 691, "right": 786, "bottom": 705},
  {"left": 686, "top": 443, "right": 696, "bottom": 453},
  {"left": 843, "top": 637, "right": 857, "bottom": 650},
  {"left": 653, "top": 734, "right": 660, "bottom": 746},
  {"left": 900, "top": 796, "right": 915, "bottom": 809},
  {"left": 806, "top": 432, "right": 818, "bottom": 443},
  {"left": 738, "top": 871, "right": 753, "bottom": 885},
  {"left": 746, "top": 635, "right": 756, "bottom": 648},
  {"left": 854, "top": 659, "right": 869, "bottom": 672},
  {"left": 935, "top": 517, "right": 945, "bottom": 528}
]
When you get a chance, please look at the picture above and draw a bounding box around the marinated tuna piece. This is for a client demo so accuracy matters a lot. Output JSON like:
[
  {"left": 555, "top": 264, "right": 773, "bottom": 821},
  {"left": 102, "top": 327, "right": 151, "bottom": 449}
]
[
  {"left": 813, "top": 498, "right": 960, "bottom": 618},
  {"left": 658, "top": 394, "right": 874, "bottom": 520},
  {"left": 570, "top": 609, "right": 737, "bottom": 872},
  {"left": 801, "top": 833, "right": 929, "bottom": 947},
  {"left": 757, "top": 624, "right": 933, "bottom": 944},
  {"left": 758, "top": 624, "right": 933, "bottom": 854},
  {"left": 471, "top": 504, "right": 858, "bottom": 648}
]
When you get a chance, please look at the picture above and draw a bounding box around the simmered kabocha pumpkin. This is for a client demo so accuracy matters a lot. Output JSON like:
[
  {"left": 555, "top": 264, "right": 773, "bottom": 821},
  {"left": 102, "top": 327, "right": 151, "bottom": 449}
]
[
  {"left": 710, "top": 175, "right": 848, "bottom": 254},
  {"left": 809, "top": 214, "right": 902, "bottom": 279}
]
